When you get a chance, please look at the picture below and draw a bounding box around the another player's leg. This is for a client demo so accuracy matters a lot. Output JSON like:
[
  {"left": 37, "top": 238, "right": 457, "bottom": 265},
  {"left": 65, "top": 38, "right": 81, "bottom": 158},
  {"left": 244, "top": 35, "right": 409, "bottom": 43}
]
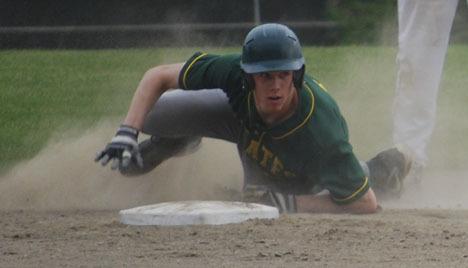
[{"left": 392, "top": 0, "right": 458, "bottom": 185}]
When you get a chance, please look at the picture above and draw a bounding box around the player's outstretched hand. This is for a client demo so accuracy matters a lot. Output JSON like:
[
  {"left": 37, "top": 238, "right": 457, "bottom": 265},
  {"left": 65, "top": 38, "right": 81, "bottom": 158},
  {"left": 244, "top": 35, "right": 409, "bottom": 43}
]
[{"left": 95, "top": 125, "right": 143, "bottom": 170}]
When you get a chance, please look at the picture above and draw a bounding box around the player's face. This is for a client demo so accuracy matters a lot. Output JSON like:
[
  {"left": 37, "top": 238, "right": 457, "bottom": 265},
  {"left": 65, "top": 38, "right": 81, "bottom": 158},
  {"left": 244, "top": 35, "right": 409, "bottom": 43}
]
[{"left": 252, "top": 71, "right": 298, "bottom": 125}]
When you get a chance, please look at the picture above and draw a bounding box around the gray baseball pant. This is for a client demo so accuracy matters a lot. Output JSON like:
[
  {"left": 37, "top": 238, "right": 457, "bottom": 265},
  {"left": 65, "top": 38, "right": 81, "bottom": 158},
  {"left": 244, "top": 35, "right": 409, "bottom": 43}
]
[{"left": 134, "top": 88, "right": 297, "bottom": 213}]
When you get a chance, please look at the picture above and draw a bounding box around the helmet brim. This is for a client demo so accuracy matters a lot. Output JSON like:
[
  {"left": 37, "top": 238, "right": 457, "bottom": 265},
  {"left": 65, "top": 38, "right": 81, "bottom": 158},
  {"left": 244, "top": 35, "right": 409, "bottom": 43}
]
[{"left": 241, "top": 58, "right": 305, "bottom": 74}]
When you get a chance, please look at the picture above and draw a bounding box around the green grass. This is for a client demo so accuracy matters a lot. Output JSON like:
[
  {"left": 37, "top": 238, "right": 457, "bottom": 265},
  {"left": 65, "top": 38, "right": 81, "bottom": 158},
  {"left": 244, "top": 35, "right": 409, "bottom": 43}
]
[{"left": 1, "top": 46, "right": 467, "bottom": 173}]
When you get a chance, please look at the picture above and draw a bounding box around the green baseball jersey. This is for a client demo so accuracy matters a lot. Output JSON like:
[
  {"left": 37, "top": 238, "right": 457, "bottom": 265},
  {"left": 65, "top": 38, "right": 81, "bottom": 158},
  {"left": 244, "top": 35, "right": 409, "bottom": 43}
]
[{"left": 179, "top": 52, "right": 369, "bottom": 204}]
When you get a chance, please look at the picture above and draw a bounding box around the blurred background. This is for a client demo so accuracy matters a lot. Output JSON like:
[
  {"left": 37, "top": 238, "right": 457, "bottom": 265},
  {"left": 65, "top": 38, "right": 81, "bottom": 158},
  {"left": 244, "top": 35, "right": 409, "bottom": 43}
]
[
  {"left": 1, "top": 0, "right": 467, "bottom": 210},
  {"left": 1, "top": 0, "right": 467, "bottom": 49}
]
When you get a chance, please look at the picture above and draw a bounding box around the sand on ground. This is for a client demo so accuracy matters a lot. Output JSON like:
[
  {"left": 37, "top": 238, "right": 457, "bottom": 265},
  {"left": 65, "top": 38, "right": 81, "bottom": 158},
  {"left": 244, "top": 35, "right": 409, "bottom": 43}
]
[{"left": 1, "top": 124, "right": 468, "bottom": 267}]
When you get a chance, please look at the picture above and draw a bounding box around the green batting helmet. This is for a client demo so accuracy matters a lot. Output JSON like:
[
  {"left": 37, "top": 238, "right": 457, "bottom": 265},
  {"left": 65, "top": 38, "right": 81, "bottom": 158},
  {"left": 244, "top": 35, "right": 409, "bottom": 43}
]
[{"left": 240, "top": 23, "right": 305, "bottom": 90}]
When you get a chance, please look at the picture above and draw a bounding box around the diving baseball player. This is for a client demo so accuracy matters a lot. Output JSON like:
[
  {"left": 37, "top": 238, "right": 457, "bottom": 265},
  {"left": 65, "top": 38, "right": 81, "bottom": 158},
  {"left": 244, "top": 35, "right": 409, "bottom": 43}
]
[{"left": 96, "top": 23, "right": 411, "bottom": 213}]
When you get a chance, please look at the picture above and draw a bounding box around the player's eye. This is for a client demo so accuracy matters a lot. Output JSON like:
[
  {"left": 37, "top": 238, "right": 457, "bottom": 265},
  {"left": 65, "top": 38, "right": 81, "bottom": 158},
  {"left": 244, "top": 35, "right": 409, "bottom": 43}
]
[
  {"left": 278, "top": 71, "right": 291, "bottom": 79},
  {"left": 259, "top": 72, "right": 271, "bottom": 79}
]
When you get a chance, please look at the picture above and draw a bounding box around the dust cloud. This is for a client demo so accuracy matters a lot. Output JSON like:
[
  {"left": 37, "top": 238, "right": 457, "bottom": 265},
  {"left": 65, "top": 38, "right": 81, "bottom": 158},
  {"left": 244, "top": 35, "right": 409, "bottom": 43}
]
[
  {"left": 382, "top": 170, "right": 468, "bottom": 209},
  {"left": 0, "top": 121, "right": 243, "bottom": 211},
  {"left": 1, "top": 121, "right": 467, "bottom": 211}
]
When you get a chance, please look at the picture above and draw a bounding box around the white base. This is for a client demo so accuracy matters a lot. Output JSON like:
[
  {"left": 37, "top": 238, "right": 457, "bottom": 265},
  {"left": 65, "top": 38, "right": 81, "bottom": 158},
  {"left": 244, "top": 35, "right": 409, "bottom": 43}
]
[{"left": 119, "top": 200, "right": 279, "bottom": 226}]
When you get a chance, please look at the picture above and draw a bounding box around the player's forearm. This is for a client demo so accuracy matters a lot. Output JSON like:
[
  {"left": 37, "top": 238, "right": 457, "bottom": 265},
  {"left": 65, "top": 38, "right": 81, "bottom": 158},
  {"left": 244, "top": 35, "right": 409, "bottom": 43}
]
[
  {"left": 123, "top": 70, "right": 166, "bottom": 129},
  {"left": 123, "top": 64, "right": 183, "bottom": 130},
  {"left": 296, "top": 189, "right": 378, "bottom": 214}
]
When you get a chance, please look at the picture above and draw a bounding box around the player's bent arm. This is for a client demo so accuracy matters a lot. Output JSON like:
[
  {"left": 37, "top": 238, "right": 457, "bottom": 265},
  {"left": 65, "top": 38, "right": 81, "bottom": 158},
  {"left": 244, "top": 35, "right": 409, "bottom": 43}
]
[
  {"left": 123, "top": 63, "right": 184, "bottom": 130},
  {"left": 295, "top": 188, "right": 378, "bottom": 214}
]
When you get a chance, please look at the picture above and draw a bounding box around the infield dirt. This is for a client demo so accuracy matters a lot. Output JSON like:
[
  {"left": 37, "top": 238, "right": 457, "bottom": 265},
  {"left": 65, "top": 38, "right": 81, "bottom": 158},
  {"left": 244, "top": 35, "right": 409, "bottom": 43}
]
[
  {"left": 1, "top": 125, "right": 468, "bottom": 267},
  {"left": 2, "top": 209, "right": 468, "bottom": 267}
]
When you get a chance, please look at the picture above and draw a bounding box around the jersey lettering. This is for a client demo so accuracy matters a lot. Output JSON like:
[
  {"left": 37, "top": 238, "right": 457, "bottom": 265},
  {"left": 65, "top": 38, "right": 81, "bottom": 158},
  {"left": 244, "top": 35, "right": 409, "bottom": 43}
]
[
  {"left": 271, "top": 157, "right": 284, "bottom": 175},
  {"left": 245, "top": 139, "right": 260, "bottom": 161},
  {"left": 244, "top": 138, "right": 296, "bottom": 178},
  {"left": 260, "top": 146, "right": 273, "bottom": 168}
]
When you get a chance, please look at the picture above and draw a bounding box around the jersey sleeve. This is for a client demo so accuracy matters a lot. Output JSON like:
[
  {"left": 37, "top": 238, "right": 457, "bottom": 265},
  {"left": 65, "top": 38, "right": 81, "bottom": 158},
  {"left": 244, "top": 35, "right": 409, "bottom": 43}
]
[
  {"left": 318, "top": 141, "right": 369, "bottom": 205},
  {"left": 178, "top": 52, "right": 242, "bottom": 95},
  {"left": 305, "top": 81, "right": 369, "bottom": 204}
]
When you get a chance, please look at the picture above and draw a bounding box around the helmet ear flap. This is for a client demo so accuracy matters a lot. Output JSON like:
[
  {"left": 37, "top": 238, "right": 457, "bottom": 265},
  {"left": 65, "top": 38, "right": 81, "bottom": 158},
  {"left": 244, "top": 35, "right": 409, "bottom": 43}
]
[
  {"left": 293, "top": 65, "right": 305, "bottom": 90},
  {"left": 242, "top": 71, "right": 255, "bottom": 91}
]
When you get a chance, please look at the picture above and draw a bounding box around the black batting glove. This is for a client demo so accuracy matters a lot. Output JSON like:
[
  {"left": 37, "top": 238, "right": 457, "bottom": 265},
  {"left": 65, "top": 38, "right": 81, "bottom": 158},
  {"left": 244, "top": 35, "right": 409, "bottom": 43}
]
[{"left": 95, "top": 125, "right": 143, "bottom": 170}]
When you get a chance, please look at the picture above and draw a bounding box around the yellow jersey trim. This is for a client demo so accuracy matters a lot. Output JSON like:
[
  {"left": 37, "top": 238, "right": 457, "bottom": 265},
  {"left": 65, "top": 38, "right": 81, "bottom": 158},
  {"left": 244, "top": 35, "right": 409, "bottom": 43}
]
[
  {"left": 272, "top": 83, "right": 315, "bottom": 140},
  {"left": 333, "top": 176, "right": 369, "bottom": 203},
  {"left": 182, "top": 52, "right": 208, "bottom": 89},
  {"left": 313, "top": 79, "right": 328, "bottom": 92}
]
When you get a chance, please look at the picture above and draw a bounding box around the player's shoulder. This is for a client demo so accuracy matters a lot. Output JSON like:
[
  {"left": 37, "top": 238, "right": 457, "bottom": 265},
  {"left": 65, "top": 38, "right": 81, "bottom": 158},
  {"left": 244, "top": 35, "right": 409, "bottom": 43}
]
[
  {"left": 303, "top": 75, "right": 330, "bottom": 96},
  {"left": 302, "top": 75, "right": 348, "bottom": 147},
  {"left": 184, "top": 52, "right": 241, "bottom": 68},
  {"left": 303, "top": 74, "right": 340, "bottom": 112},
  {"left": 180, "top": 51, "right": 242, "bottom": 90}
]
